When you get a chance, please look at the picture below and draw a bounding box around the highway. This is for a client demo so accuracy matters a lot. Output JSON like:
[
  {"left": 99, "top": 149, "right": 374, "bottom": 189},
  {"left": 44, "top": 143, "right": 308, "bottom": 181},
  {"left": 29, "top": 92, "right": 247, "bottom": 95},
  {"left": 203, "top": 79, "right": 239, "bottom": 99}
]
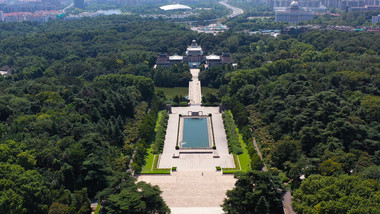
[
  {"left": 62, "top": 3, "right": 73, "bottom": 13},
  {"left": 219, "top": 0, "right": 244, "bottom": 18}
]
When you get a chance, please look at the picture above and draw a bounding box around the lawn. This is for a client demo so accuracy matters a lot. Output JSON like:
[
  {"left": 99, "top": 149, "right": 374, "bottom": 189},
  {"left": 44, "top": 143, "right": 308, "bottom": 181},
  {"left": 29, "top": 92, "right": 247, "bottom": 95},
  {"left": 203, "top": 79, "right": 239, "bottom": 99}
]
[
  {"left": 201, "top": 87, "right": 218, "bottom": 95},
  {"left": 140, "top": 146, "right": 155, "bottom": 173},
  {"left": 140, "top": 146, "right": 171, "bottom": 174},
  {"left": 155, "top": 86, "right": 218, "bottom": 98},
  {"left": 94, "top": 203, "right": 101, "bottom": 214},
  {"left": 222, "top": 128, "right": 251, "bottom": 174},
  {"left": 237, "top": 131, "right": 251, "bottom": 172},
  {"left": 155, "top": 87, "right": 188, "bottom": 98}
]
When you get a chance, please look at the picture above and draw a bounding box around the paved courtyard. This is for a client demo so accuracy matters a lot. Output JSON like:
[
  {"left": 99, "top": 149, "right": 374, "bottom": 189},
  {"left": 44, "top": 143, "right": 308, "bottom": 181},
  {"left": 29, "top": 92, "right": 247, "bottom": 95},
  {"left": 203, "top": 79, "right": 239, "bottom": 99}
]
[
  {"left": 137, "top": 68, "right": 236, "bottom": 213},
  {"left": 137, "top": 171, "right": 235, "bottom": 208},
  {"left": 158, "top": 106, "right": 235, "bottom": 170}
]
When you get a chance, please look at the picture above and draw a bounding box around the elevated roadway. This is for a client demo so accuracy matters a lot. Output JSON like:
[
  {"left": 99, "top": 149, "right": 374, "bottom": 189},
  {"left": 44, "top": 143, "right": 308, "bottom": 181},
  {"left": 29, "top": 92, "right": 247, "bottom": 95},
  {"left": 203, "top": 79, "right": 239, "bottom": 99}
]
[{"left": 219, "top": 0, "right": 244, "bottom": 18}]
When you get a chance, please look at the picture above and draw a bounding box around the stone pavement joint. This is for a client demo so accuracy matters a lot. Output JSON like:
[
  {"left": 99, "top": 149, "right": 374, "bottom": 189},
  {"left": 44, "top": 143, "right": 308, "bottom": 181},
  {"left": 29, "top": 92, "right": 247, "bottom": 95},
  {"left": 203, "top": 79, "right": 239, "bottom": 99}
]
[{"left": 137, "top": 171, "right": 236, "bottom": 208}]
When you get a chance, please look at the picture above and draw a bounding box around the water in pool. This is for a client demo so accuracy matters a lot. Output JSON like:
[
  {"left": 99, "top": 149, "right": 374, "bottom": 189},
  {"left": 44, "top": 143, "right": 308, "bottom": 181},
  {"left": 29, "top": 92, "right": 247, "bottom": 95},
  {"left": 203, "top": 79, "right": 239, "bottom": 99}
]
[{"left": 182, "top": 118, "right": 209, "bottom": 148}]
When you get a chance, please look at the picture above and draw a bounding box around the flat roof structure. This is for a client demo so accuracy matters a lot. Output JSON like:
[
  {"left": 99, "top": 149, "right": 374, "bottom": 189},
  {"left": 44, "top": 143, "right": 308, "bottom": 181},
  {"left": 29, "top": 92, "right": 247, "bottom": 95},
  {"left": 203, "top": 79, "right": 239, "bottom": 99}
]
[
  {"left": 160, "top": 4, "right": 192, "bottom": 11},
  {"left": 169, "top": 54, "right": 183, "bottom": 61},
  {"left": 206, "top": 54, "right": 221, "bottom": 60}
]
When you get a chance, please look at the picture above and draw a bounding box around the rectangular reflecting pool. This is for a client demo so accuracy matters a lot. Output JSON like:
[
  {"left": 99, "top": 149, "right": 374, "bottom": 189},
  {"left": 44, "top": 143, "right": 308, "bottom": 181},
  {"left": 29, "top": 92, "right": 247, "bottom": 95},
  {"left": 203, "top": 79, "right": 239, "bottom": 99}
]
[{"left": 181, "top": 118, "right": 210, "bottom": 148}]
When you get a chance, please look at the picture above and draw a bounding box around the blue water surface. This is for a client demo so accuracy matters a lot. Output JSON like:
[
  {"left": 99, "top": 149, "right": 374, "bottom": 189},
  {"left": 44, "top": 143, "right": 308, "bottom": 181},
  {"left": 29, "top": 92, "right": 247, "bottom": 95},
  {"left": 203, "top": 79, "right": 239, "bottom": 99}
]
[{"left": 182, "top": 118, "right": 209, "bottom": 148}]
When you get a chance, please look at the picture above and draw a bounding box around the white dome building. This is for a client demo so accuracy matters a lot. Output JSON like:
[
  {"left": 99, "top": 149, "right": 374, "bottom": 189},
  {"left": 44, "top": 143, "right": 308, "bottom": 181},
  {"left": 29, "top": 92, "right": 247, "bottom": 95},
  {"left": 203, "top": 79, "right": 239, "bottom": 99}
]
[
  {"left": 159, "top": 4, "right": 192, "bottom": 11},
  {"left": 275, "top": 1, "right": 314, "bottom": 24},
  {"left": 290, "top": 1, "right": 300, "bottom": 8}
]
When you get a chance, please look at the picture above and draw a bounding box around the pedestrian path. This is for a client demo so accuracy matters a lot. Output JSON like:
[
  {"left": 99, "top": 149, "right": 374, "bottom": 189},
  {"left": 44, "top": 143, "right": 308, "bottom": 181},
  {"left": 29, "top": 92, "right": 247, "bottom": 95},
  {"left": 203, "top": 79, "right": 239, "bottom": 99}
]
[
  {"left": 189, "top": 69, "right": 202, "bottom": 104},
  {"left": 137, "top": 171, "right": 236, "bottom": 207},
  {"left": 137, "top": 67, "right": 236, "bottom": 213}
]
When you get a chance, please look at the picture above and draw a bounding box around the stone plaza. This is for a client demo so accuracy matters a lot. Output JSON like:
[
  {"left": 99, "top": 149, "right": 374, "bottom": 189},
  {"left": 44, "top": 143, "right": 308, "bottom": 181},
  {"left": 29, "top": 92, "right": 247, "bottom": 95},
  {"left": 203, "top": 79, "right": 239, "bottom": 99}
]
[{"left": 138, "top": 67, "right": 236, "bottom": 213}]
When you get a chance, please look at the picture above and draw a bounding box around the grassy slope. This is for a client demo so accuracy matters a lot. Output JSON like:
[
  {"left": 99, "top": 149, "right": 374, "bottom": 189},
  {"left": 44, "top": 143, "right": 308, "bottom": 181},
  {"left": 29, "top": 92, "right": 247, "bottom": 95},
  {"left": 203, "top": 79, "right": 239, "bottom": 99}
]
[
  {"left": 201, "top": 87, "right": 218, "bottom": 95},
  {"left": 155, "top": 87, "right": 188, "bottom": 98}
]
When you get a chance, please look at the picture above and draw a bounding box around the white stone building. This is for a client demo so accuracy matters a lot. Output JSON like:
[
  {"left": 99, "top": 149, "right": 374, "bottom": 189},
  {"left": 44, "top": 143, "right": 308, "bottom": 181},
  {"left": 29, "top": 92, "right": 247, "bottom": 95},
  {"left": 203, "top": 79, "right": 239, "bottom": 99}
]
[{"left": 275, "top": 1, "right": 314, "bottom": 23}]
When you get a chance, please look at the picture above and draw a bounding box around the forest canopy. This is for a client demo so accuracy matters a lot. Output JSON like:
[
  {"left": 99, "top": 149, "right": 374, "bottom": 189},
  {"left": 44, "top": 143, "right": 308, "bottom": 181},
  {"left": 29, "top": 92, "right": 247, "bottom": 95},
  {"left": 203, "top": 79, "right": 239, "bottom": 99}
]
[{"left": 0, "top": 14, "right": 379, "bottom": 214}]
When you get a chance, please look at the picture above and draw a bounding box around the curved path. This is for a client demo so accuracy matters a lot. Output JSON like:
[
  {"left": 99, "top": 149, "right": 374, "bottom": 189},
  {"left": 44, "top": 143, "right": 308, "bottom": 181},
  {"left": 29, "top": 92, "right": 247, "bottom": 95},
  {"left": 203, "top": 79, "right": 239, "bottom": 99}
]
[
  {"left": 219, "top": 0, "right": 244, "bottom": 18},
  {"left": 252, "top": 136, "right": 295, "bottom": 214}
]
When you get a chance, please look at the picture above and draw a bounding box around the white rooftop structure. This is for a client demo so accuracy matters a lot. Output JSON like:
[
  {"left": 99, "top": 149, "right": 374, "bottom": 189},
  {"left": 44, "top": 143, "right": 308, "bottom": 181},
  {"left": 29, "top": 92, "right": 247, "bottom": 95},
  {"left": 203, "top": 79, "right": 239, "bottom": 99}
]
[
  {"left": 275, "top": 1, "right": 314, "bottom": 23},
  {"left": 290, "top": 0, "right": 299, "bottom": 7},
  {"left": 169, "top": 54, "right": 184, "bottom": 61},
  {"left": 186, "top": 40, "right": 203, "bottom": 56},
  {"left": 160, "top": 4, "right": 192, "bottom": 11},
  {"left": 206, "top": 54, "right": 221, "bottom": 60}
]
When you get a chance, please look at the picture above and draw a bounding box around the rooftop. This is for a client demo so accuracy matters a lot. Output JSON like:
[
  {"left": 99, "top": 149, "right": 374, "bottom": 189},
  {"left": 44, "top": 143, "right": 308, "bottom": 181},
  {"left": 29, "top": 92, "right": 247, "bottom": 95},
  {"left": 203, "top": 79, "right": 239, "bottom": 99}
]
[
  {"left": 206, "top": 54, "right": 221, "bottom": 60},
  {"left": 169, "top": 54, "right": 183, "bottom": 61},
  {"left": 160, "top": 4, "right": 192, "bottom": 11},
  {"left": 290, "top": 1, "right": 299, "bottom": 8}
]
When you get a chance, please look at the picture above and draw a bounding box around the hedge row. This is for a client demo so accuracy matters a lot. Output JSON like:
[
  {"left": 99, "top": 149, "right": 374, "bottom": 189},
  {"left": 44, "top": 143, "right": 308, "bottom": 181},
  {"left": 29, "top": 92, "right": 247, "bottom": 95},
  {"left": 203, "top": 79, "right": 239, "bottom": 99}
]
[
  {"left": 222, "top": 110, "right": 243, "bottom": 154},
  {"left": 152, "top": 110, "right": 169, "bottom": 154}
]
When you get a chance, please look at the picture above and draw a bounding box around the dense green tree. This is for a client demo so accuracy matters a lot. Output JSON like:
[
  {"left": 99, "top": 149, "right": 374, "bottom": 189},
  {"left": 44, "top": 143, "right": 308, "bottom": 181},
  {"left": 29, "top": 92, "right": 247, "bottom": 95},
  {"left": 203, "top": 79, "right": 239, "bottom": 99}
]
[
  {"left": 270, "top": 138, "right": 301, "bottom": 170},
  {"left": 98, "top": 173, "right": 169, "bottom": 214},
  {"left": 48, "top": 202, "right": 68, "bottom": 214},
  {"left": 0, "top": 163, "right": 50, "bottom": 214},
  {"left": 254, "top": 196, "right": 269, "bottom": 214},
  {"left": 293, "top": 175, "right": 380, "bottom": 213},
  {"left": 223, "top": 171, "right": 285, "bottom": 214}
]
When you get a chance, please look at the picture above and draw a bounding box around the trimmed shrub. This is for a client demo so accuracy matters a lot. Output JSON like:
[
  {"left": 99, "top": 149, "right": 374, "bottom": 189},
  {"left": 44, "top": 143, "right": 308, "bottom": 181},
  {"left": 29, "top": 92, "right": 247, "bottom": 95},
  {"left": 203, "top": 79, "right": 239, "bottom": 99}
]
[
  {"left": 152, "top": 110, "right": 169, "bottom": 154},
  {"left": 222, "top": 111, "right": 243, "bottom": 155}
]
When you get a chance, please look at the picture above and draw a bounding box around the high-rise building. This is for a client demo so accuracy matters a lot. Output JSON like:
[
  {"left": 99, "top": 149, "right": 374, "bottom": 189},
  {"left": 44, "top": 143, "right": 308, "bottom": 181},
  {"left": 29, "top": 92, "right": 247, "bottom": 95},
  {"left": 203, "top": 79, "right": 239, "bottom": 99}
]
[
  {"left": 275, "top": 1, "right": 314, "bottom": 23},
  {"left": 74, "top": 0, "right": 85, "bottom": 9},
  {"left": 372, "top": 14, "right": 380, "bottom": 23}
]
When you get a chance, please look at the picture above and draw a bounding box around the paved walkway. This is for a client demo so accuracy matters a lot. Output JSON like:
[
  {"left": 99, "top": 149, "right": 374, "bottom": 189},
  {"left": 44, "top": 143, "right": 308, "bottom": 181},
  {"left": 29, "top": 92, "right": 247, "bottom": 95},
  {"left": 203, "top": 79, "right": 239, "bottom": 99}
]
[
  {"left": 283, "top": 191, "right": 296, "bottom": 214},
  {"left": 158, "top": 70, "right": 234, "bottom": 171},
  {"left": 170, "top": 207, "right": 224, "bottom": 214},
  {"left": 137, "top": 67, "right": 237, "bottom": 213},
  {"left": 252, "top": 137, "right": 268, "bottom": 171},
  {"left": 189, "top": 69, "right": 202, "bottom": 105},
  {"left": 137, "top": 171, "right": 235, "bottom": 208}
]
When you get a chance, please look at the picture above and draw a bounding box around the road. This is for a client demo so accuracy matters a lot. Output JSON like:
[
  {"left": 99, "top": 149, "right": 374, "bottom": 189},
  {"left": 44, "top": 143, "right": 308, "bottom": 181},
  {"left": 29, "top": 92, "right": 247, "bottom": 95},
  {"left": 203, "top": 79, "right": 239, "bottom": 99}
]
[
  {"left": 250, "top": 128, "right": 295, "bottom": 214},
  {"left": 219, "top": 0, "right": 244, "bottom": 18},
  {"left": 252, "top": 137, "right": 268, "bottom": 171},
  {"left": 283, "top": 191, "right": 296, "bottom": 214},
  {"left": 62, "top": 3, "right": 73, "bottom": 13}
]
